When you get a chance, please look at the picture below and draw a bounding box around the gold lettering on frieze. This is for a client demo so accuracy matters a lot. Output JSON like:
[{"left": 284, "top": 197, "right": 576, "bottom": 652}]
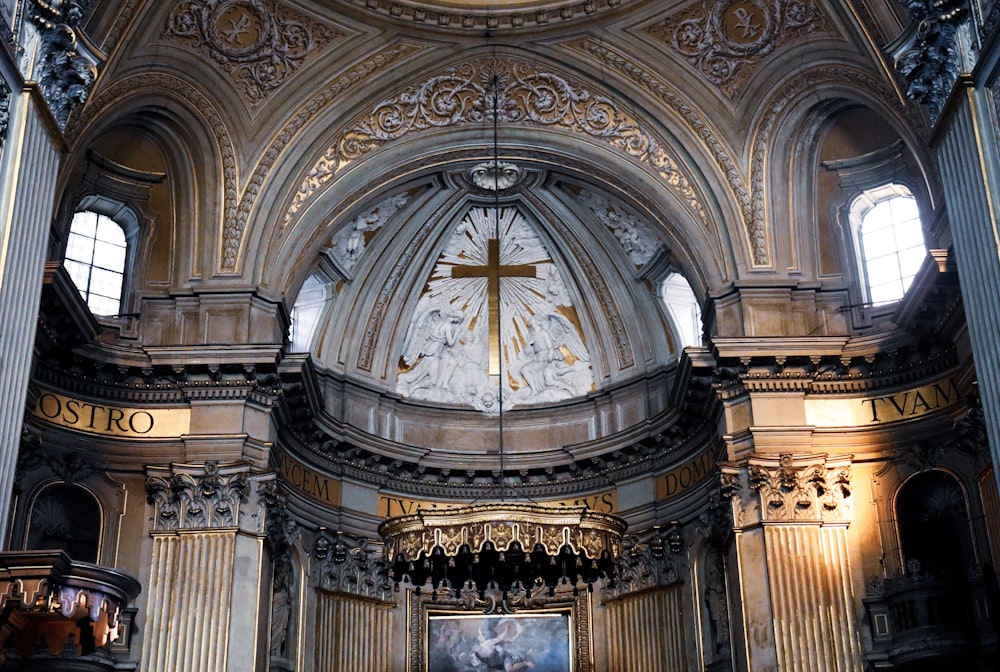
[
  {"left": 656, "top": 449, "right": 717, "bottom": 501},
  {"left": 273, "top": 452, "right": 341, "bottom": 507},
  {"left": 377, "top": 490, "right": 617, "bottom": 519},
  {"left": 33, "top": 391, "right": 190, "bottom": 438},
  {"left": 804, "top": 378, "right": 962, "bottom": 428}
]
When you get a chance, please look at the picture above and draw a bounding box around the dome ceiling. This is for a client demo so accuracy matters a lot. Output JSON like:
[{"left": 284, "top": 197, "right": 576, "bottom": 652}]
[{"left": 300, "top": 161, "right": 682, "bottom": 458}]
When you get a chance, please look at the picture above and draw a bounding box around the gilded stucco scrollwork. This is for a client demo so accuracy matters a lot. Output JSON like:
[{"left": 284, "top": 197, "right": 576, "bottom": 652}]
[
  {"left": 647, "top": 0, "right": 833, "bottom": 98},
  {"left": 285, "top": 58, "right": 707, "bottom": 229},
  {"left": 722, "top": 453, "right": 852, "bottom": 524},
  {"left": 567, "top": 39, "right": 758, "bottom": 262},
  {"left": 164, "top": 0, "right": 341, "bottom": 105}
]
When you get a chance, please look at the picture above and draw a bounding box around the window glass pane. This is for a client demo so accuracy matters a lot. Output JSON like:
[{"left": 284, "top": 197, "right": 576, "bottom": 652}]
[
  {"left": 95, "top": 215, "right": 126, "bottom": 246},
  {"left": 65, "top": 232, "right": 95, "bottom": 264},
  {"left": 64, "top": 259, "right": 90, "bottom": 292},
  {"left": 88, "top": 293, "right": 120, "bottom": 317},
  {"left": 857, "top": 190, "right": 925, "bottom": 306},
  {"left": 70, "top": 210, "right": 98, "bottom": 237},
  {"left": 93, "top": 239, "right": 126, "bottom": 272},
  {"left": 869, "top": 281, "right": 902, "bottom": 306},
  {"left": 861, "top": 226, "right": 896, "bottom": 254},
  {"left": 66, "top": 209, "right": 128, "bottom": 316},
  {"left": 898, "top": 245, "right": 927, "bottom": 278}
]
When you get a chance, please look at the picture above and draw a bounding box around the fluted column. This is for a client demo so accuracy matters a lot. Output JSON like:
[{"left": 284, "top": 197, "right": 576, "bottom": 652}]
[
  {"left": 722, "top": 454, "right": 862, "bottom": 672},
  {"left": 142, "top": 462, "right": 275, "bottom": 672},
  {"left": 0, "top": 85, "right": 62, "bottom": 544},
  {"left": 934, "top": 81, "right": 1000, "bottom": 493}
]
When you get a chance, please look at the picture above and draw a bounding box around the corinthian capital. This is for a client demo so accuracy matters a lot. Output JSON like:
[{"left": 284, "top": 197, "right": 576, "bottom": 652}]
[
  {"left": 722, "top": 453, "right": 852, "bottom": 525},
  {"left": 29, "top": 0, "right": 102, "bottom": 128},
  {"left": 146, "top": 461, "right": 274, "bottom": 533}
]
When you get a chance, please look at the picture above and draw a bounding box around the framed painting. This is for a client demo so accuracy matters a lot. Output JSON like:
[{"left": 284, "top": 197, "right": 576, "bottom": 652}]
[{"left": 409, "top": 591, "right": 592, "bottom": 672}]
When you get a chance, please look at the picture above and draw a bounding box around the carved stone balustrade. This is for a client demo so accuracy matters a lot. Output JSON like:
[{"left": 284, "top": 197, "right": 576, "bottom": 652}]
[
  {"left": 864, "top": 570, "right": 998, "bottom": 669},
  {"left": 0, "top": 550, "right": 141, "bottom": 670}
]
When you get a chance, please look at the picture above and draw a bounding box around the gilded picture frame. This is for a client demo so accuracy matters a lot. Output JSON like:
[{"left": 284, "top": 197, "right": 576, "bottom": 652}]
[{"left": 409, "top": 591, "right": 592, "bottom": 672}]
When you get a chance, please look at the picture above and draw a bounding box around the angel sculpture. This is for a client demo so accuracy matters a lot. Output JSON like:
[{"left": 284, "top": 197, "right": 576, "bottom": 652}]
[
  {"left": 397, "top": 298, "right": 467, "bottom": 397},
  {"left": 512, "top": 312, "right": 591, "bottom": 401}
]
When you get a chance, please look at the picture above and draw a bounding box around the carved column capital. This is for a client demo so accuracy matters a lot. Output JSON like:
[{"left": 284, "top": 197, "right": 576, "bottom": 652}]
[
  {"left": 145, "top": 461, "right": 275, "bottom": 533},
  {"left": 28, "top": 0, "right": 101, "bottom": 129},
  {"left": 722, "top": 453, "right": 852, "bottom": 526},
  {"left": 894, "top": 0, "right": 970, "bottom": 120},
  {"left": 312, "top": 529, "right": 392, "bottom": 601}
]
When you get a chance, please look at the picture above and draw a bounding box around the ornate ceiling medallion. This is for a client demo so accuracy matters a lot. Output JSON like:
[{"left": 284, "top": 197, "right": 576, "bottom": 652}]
[
  {"left": 469, "top": 160, "right": 523, "bottom": 191},
  {"left": 647, "top": 0, "right": 831, "bottom": 97},
  {"left": 165, "top": 0, "right": 341, "bottom": 104},
  {"left": 379, "top": 502, "right": 626, "bottom": 597}
]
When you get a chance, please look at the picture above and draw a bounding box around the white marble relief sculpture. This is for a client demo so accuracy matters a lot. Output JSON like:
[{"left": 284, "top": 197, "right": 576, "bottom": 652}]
[
  {"left": 328, "top": 193, "right": 409, "bottom": 271},
  {"left": 577, "top": 190, "right": 661, "bottom": 267},
  {"left": 396, "top": 206, "right": 594, "bottom": 413}
]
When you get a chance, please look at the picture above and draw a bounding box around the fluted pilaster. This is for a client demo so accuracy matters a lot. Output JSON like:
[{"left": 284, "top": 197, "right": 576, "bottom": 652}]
[
  {"left": 935, "top": 82, "right": 1000, "bottom": 496},
  {"left": 142, "top": 462, "right": 274, "bottom": 672},
  {"left": 605, "top": 585, "right": 687, "bottom": 672},
  {"left": 722, "top": 454, "right": 862, "bottom": 672},
  {"left": 0, "top": 89, "right": 61, "bottom": 543},
  {"left": 315, "top": 591, "right": 393, "bottom": 671}
]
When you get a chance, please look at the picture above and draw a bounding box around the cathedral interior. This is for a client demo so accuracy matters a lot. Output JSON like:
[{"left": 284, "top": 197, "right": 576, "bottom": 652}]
[{"left": 1, "top": 0, "right": 1000, "bottom": 670}]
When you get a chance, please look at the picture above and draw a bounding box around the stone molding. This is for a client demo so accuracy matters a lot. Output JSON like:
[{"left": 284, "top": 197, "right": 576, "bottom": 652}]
[
  {"left": 145, "top": 461, "right": 275, "bottom": 533},
  {"left": 348, "top": 0, "right": 629, "bottom": 32},
  {"left": 721, "top": 453, "right": 852, "bottom": 525}
]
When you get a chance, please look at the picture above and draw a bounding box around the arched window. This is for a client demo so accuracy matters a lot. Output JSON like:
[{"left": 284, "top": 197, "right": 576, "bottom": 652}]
[
  {"left": 26, "top": 483, "right": 102, "bottom": 563},
  {"left": 65, "top": 209, "right": 128, "bottom": 316},
  {"left": 289, "top": 273, "right": 334, "bottom": 353},
  {"left": 852, "top": 184, "right": 926, "bottom": 306},
  {"left": 661, "top": 272, "right": 702, "bottom": 350}
]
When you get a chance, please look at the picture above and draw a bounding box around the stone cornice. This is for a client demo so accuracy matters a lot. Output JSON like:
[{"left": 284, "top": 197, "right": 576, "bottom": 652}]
[{"left": 710, "top": 336, "right": 960, "bottom": 395}]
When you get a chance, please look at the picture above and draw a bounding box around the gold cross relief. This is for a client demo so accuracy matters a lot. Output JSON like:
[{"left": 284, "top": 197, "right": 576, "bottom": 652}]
[{"left": 450, "top": 238, "right": 537, "bottom": 375}]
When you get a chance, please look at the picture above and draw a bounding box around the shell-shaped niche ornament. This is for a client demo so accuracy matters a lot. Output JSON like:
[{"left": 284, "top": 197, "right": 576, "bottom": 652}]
[
  {"left": 469, "top": 161, "right": 523, "bottom": 191},
  {"left": 396, "top": 206, "right": 594, "bottom": 414}
]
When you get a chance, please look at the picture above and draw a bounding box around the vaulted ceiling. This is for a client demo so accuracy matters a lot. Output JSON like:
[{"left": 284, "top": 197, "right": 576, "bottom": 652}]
[{"left": 52, "top": 0, "right": 936, "bottom": 488}]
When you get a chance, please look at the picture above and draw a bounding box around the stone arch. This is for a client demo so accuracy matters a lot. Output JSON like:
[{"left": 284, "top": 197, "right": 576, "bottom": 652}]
[
  {"left": 63, "top": 74, "right": 237, "bottom": 283},
  {"left": 249, "top": 51, "right": 741, "bottom": 296},
  {"left": 745, "top": 64, "right": 932, "bottom": 273}
]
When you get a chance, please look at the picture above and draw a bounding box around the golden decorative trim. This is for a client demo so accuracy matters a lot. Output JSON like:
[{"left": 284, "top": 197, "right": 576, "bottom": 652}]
[{"left": 380, "top": 502, "right": 626, "bottom": 561}]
